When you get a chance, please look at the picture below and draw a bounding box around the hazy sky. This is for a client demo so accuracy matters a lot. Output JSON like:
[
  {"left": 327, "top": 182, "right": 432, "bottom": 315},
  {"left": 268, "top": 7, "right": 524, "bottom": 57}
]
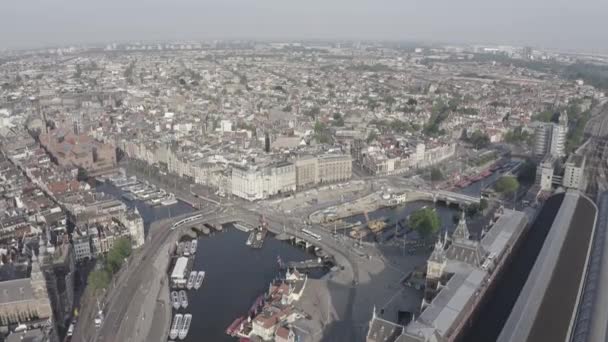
[{"left": 1, "top": 0, "right": 607, "bottom": 52}]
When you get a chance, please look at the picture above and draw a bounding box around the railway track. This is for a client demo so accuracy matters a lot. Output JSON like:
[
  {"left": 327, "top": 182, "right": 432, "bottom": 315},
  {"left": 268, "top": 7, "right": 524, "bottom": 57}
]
[{"left": 584, "top": 103, "right": 608, "bottom": 194}]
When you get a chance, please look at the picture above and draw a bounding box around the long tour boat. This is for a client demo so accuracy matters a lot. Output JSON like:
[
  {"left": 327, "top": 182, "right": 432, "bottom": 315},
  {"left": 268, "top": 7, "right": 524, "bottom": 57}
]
[
  {"left": 171, "top": 291, "right": 180, "bottom": 310},
  {"left": 179, "top": 290, "right": 188, "bottom": 309},
  {"left": 194, "top": 271, "right": 205, "bottom": 290},
  {"left": 169, "top": 314, "right": 183, "bottom": 340},
  {"left": 179, "top": 314, "right": 192, "bottom": 340},
  {"left": 186, "top": 271, "right": 197, "bottom": 290}
]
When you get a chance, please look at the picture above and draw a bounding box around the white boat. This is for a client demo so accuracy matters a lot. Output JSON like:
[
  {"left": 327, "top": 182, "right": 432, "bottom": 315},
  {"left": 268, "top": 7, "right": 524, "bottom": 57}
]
[
  {"left": 183, "top": 241, "right": 191, "bottom": 256},
  {"left": 179, "top": 314, "right": 192, "bottom": 340},
  {"left": 116, "top": 176, "right": 138, "bottom": 188},
  {"left": 190, "top": 239, "right": 198, "bottom": 255},
  {"left": 179, "top": 290, "right": 188, "bottom": 309},
  {"left": 234, "top": 222, "right": 254, "bottom": 232},
  {"left": 171, "top": 291, "right": 180, "bottom": 310},
  {"left": 194, "top": 271, "right": 205, "bottom": 290},
  {"left": 186, "top": 271, "right": 197, "bottom": 290},
  {"left": 246, "top": 231, "right": 255, "bottom": 246},
  {"left": 161, "top": 195, "right": 179, "bottom": 206},
  {"left": 169, "top": 314, "right": 183, "bottom": 340}
]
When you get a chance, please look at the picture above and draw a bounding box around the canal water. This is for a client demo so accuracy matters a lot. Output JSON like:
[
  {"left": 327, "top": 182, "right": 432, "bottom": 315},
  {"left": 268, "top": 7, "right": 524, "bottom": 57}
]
[
  {"left": 179, "top": 227, "right": 326, "bottom": 342},
  {"left": 96, "top": 182, "right": 195, "bottom": 233},
  {"left": 95, "top": 182, "right": 325, "bottom": 341}
]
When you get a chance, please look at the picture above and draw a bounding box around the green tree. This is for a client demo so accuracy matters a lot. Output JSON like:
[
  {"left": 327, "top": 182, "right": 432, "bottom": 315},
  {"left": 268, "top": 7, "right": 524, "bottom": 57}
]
[
  {"left": 479, "top": 198, "right": 489, "bottom": 211},
  {"left": 409, "top": 207, "right": 441, "bottom": 238},
  {"left": 366, "top": 131, "right": 377, "bottom": 144},
  {"left": 466, "top": 130, "right": 491, "bottom": 149},
  {"left": 495, "top": 176, "right": 519, "bottom": 195},
  {"left": 466, "top": 203, "right": 481, "bottom": 217},
  {"left": 430, "top": 168, "right": 444, "bottom": 181},
  {"left": 77, "top": 167, "right": 89, "bottom": 182},
  {"left": 105, "top": 237, "right": 132, "bottom": 274},
  {"left": 88, "top": 269, "right": 110, "bottom": 291},
  {"left": 332, "top": 113, "right": 344, "bottom": 126},
  {"left": 517, "top": 160, "right": 537, "bottom": 184}
]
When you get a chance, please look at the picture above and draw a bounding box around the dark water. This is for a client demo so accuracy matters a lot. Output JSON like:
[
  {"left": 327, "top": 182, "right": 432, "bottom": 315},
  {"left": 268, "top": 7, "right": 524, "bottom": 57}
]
[
  {"left": 95, "top": 182, "right": 195, "bottom": 233},
  {"left": 180, "top": 226, "right": 325, "bottom": 342},
  {"left": 343, "top": 200, "right": 460, "bottom": 238},
  {"left": 95, "top": 182, "right": 324, "bottom": 342},
  {"left": 457, "top": 171, "right": 502, "bottom": 197}
]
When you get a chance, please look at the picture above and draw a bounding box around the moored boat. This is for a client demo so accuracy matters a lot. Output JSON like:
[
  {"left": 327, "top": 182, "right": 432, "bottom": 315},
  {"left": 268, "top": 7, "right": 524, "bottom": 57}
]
[
  {"left": 161, "top": 194, "right": 179, "bottom": 206},
  {"left": 171, "top": 291, "right": 180, "bottom": 310},
  {"left": 179, "top": 290, "right": 188, "bottom": 309},
  {"left": 234, "top": 222, "right": 254, "bottom": 232},
  {"left": 169, "top": 314, "right": 183, "bottom": 340},
  {"left": 186, "top": 271, "right": 197, "bottom": 290},
  {"left": 226, "top": 316, "right": 245, "bottom": 336},
  {"left": 179, "top": 314, "right": 192, "bottom": 340},
  {"left": 183, "top": 241, "right": 191, "bottom": 256},
  {"left": 194, "top": 271, "right": 205, "bottom": 290},
  {"left": 190, "top": 239, "right": 197, "bottom": 255}
]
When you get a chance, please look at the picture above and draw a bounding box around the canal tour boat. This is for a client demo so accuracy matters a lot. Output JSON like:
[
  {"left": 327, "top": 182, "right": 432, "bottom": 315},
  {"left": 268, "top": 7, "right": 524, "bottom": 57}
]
[
  {"left": 161, "top": 194, "right": 179, "bottom": 206},
  {"left": 171, "top": 291, "right": 180, "bottom": 310},
  {"left": 179, "top": 290, "right": 188, "bottom": 309},
  {"left": 190, "top": 239, "right": 198, "bottom": 255},
  {"left": 169, "top": 314, "right": 183, "bottom": 340},
  {"left": 194, "top": 271, "right": 205, "bottom": 290},
  {"left": 186, "top": 271, "right": 197, "bottom": 290},
  {"left": 179, "top": 314, "right": 192, "bottom": 340}
]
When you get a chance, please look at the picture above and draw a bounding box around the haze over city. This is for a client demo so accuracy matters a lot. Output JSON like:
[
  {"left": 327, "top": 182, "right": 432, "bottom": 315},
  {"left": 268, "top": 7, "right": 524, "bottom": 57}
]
[
  {"left": 3, "top": 2, "right": 608, "bottom": 342},
  {"left": 1, "top": 0, "right": 608, "bottom": 52}
]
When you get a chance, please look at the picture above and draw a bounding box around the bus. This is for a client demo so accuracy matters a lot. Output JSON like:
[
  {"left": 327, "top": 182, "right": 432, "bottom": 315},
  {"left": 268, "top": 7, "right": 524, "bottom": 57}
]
[{"left": 302, "top": 228, "right": 322, "bottom": 241}]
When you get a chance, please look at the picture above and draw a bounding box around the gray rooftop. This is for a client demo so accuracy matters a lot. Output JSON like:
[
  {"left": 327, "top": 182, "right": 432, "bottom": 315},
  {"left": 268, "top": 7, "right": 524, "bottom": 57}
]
[{"left": 0, "top": 278, "right": 35, "bottom": 305}]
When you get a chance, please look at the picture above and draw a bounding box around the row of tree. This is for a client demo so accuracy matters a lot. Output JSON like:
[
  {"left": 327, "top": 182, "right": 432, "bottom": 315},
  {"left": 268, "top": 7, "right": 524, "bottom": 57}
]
[{"left": 88, "top": 237, "right": 133, "bottom": 291}]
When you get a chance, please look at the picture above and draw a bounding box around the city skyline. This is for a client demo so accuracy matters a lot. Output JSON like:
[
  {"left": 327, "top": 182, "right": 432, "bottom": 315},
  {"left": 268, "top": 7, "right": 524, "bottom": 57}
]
[{"left": 1, "top": 0, "right": 608, "bottom": 52}]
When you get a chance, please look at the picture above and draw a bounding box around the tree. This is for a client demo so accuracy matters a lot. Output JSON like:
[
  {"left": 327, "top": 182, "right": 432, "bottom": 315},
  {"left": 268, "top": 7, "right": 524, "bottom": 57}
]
[
  {"left": 479, "top": 198, "right": 489, "bottom": 211},
  {"left": 517, "top": 161, "right": 537, "bottom": 184},
  {"left": 313, "top": 121, "right": 331, "bottom": 144},
  {"left": 366, "top": 131, "right": 377, "bottom": 144},
  {"left": 495, "top": 176, "right": 519, "bottom": 195},
  {"left": 77, "top": 167, "right": 89, "bottom": 182},
  {"left": 105, "top": 237, "right": 132, "bottom": 274},
  {"left": 408, "top": 207, "right": 441, "bottom": 238},
  {"left": 332, "top": 113, "right": 344, "bottom": 127},
  {"left": 466, "top": 203, "right": 480, "bottom": 217},
  {"left": 88, "top": 269, "right": 110, "bottom": 291},
  {"left": 466, "top": 130, "right": 491, "bottom": 149},
  {"left": 430, "top": 168, "right": 444, "bottom": 181}
]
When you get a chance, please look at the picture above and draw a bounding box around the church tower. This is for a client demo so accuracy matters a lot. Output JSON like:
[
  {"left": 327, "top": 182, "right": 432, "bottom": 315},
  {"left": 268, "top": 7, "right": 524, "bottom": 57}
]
[
  {"left": 424, "top": 234, "right": 447, "bottom": 304},
  {"left": 452, "top": 211, "right": 470, "bottom": 243}
]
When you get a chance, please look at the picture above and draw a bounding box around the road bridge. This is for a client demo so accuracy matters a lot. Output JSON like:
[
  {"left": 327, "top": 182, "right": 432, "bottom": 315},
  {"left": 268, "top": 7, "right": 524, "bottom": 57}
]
[{"left": 411, "top": 189, "right": 481, "bottom": 206}]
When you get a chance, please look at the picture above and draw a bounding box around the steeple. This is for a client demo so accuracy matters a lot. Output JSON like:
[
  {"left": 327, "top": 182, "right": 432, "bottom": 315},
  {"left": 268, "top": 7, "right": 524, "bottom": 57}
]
[
  {"left": 452, "top": 211, "right": 470, "bottom": 242},
  {"left": 429, "top": 236, "right": 446, "bottom": 263}
]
